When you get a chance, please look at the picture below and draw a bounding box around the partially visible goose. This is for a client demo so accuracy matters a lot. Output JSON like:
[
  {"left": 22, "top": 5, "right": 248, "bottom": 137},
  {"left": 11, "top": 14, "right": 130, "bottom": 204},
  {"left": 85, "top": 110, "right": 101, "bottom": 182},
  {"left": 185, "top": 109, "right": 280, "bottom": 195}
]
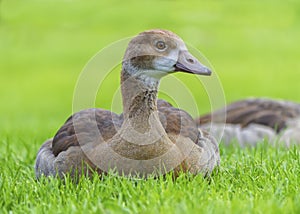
[
  {"left": 197, "top": 98, "right": 300, "bottom": 146},
  {"left": 35, "top": 29, "right": 220, "bottom": 179}
]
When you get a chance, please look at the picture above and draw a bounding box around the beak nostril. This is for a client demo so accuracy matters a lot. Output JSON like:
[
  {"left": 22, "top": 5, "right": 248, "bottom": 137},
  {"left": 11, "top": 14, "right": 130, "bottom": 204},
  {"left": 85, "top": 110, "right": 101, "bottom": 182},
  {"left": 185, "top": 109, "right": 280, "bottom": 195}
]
[{"left": 187, "top": 58, "right": 194, "bottom": 63}]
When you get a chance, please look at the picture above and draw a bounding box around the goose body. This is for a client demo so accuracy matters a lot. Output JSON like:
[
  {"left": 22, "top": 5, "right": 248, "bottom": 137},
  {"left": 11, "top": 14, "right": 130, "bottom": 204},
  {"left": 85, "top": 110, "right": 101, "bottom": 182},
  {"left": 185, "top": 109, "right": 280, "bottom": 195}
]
[
  {"left": 197, "top": 98, "right": 300, "bottom": 146},
  {"left": 35, "top": 29, "right": 220, "bottom": 179}
]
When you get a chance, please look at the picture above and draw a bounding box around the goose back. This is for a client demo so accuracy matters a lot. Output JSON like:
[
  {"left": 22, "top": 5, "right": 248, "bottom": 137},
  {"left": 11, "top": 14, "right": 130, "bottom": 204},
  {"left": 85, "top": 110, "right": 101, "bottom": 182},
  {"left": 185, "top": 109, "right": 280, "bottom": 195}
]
[
  {"left": 198, "top": 98, "right": 300, "bottom": 132},
  {"left": 197, "top": 98, "right": 300, "bottom": 146}
]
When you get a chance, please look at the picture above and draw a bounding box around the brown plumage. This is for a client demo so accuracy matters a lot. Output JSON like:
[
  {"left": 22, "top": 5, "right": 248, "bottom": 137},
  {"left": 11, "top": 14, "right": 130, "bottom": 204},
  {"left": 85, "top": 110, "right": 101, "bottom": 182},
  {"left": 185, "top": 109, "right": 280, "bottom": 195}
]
[
  {"left": 197, "top": 98, "right": 300, "bottom": 146},
  {"left": 35, "top": 29, "right": 220, "bottom": 179}
]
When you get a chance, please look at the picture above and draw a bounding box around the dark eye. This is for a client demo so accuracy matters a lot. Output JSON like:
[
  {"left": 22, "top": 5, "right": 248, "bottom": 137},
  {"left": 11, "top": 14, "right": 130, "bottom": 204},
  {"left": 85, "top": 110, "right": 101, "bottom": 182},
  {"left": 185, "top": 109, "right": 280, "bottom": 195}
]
[{"left": 156, "top": 41, "right": 166, "bottom": 50}]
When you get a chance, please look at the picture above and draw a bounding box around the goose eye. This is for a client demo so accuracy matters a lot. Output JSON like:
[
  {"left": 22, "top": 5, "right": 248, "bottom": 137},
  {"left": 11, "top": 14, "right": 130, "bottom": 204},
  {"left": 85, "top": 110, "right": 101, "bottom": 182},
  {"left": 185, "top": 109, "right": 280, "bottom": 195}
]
[{"left": 155, "top": 41, "right": 166, "bottom": 50}]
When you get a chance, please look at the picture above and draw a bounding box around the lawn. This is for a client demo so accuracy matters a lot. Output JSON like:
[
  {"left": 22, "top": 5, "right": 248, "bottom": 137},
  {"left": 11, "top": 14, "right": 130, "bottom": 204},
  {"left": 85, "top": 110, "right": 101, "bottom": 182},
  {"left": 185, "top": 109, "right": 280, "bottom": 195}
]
[{"left": 1, "top": 0, "right": 300, "bottom": 213}]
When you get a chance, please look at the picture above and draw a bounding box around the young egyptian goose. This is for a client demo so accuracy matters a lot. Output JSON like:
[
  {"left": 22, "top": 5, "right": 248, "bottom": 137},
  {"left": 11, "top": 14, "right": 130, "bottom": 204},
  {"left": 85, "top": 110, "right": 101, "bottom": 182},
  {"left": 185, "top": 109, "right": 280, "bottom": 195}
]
[
  {"left": 197, "top": 98, "right": 300, "bottom": 146},
  {"left": 35, "top": 29, "right": 220, "bottom": 179}
]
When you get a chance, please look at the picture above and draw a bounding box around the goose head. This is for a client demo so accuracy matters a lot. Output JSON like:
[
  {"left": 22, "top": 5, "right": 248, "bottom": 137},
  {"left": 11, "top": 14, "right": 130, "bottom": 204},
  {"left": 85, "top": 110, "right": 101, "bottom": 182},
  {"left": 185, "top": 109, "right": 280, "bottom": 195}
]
[{"left": 122, "top": 29, "right": 211, "bottom": 84}]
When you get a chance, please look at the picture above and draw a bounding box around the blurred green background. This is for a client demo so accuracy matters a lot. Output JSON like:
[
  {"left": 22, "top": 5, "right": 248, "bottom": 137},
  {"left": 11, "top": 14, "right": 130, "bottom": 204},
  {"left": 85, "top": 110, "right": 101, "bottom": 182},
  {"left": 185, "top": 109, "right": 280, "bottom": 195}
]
[
  {"left": 1, "top": 2, "right": 300, "bottom": 212},
  {"left": 1, "top": 0, "right": 300, "bottom": 137}
]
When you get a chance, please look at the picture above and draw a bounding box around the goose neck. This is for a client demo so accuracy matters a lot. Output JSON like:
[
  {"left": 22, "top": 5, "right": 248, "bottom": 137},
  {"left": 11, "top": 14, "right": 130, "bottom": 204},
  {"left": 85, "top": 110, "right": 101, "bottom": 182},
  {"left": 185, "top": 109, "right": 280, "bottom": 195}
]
[{"left": 121, "top": 68, "right": 161, "bottom": 133}]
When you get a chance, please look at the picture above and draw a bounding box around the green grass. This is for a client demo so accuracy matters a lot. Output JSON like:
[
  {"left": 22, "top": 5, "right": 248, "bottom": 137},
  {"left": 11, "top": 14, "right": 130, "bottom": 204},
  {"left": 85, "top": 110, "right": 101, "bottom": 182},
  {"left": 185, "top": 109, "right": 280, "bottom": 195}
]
[
  {"left": 1, "top": 0, "right": 300, "bottom": 213},
  {"left": 1, "top": 141, "right": 299, "bottom": 213}
]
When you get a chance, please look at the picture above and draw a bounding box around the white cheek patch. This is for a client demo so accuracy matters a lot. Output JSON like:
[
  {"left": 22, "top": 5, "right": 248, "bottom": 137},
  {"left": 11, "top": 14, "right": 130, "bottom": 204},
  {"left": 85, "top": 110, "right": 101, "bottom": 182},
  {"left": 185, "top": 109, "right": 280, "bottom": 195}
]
[
  {"left": 144, "top": 70, "right": 168, "bottom": 79},
  {"left": 152, "top": 50, "right": 178, "bottom": 72},
  {"left": 138, "top": 71, "right": 162, "bottom": 89}
]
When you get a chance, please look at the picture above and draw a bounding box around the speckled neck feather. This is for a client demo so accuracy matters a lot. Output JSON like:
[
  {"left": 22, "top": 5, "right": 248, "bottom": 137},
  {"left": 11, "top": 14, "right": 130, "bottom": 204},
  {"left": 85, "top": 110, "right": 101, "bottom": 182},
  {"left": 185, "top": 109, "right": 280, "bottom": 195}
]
[{"left": 121, "top": 67, "right": 161, "bottom": 133}]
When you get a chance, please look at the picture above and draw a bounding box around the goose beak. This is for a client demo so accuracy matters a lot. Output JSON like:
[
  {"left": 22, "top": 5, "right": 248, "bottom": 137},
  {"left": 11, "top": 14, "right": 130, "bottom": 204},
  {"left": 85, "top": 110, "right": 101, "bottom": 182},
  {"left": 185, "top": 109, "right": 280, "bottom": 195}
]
[{"left": 174, "top": 51, "right": 212, "bottom": 76}]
